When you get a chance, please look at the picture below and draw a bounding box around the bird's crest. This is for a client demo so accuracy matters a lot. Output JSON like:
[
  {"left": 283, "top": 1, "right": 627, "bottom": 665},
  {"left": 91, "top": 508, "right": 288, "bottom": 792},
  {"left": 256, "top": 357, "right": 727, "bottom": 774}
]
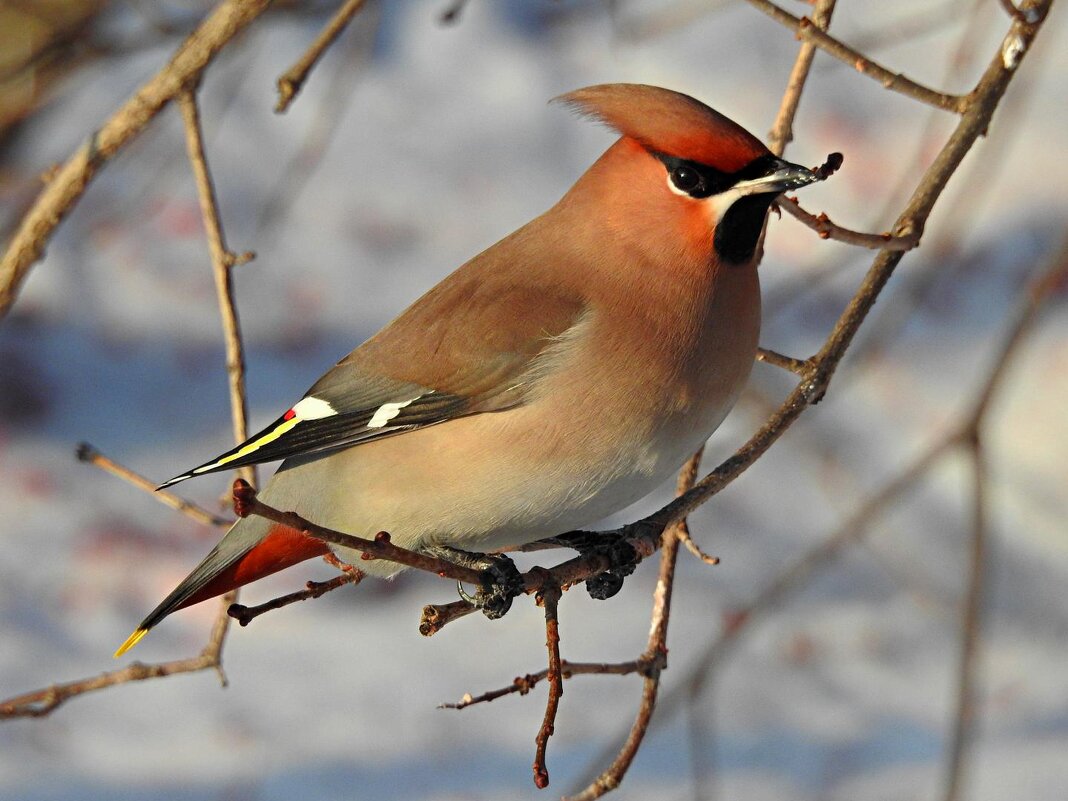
[{"left": 556, "top": 83, "right": 769, "bottom": 172}]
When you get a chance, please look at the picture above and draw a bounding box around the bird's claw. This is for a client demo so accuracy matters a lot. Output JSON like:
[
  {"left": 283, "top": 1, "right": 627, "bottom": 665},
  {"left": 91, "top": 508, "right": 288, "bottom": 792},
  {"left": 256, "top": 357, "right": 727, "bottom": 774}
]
[
  {"left": 474, "top": 554, "right": 524, "bottom": 620},
  {"left": 584, "top": 537, "right": 639, "bottom": 601},
  {"left": 428, "top": 546, "right": 525, "bottom": 620},
  {"left": 530, "top": 529, "right": 642, "bottom": 600}
]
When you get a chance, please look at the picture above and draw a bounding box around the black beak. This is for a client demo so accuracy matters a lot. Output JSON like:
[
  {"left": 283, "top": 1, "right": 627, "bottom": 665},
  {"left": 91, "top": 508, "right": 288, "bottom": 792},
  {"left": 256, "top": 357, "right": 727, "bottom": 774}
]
[{"left": 732, "top": 158, "right": 818, "bottom": 196}]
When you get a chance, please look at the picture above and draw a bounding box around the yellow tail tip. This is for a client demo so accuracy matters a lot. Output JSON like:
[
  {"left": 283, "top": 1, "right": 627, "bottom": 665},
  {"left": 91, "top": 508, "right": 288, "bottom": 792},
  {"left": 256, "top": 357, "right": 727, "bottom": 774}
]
[{"left": 114, "top": 628, "right": 149, "bottom": 658}]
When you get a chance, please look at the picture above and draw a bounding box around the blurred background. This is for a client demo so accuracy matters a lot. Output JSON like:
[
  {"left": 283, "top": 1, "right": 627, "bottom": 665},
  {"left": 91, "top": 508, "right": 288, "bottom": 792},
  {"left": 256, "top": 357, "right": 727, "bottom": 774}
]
[{"left": 1, "top": 1, "right": 1066, "bottom": 799}]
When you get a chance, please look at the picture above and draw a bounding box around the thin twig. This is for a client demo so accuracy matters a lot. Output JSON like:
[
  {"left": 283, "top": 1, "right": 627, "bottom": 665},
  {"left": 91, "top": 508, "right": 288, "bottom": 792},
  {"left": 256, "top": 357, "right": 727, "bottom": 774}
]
[
  {"left": 177, "top": 88, "right": 256, "bottom": 486},
  {"left": 997, "top": 0, "right": 1030, "bottom": 22},
  {"left": 177, "top": 83, "right": 262, "bottom": 671},
  {"left": 779, "top": 196, "right": 921, "bottom": 251},
  {"left": 0, "top": 0, "right": 273, "bottom": 318},
  {"left": 941, "top": 234, "right": 1068, "bottom": 800},
  {"left": 1, "top": 647, "right": 228, "bottom": 718},
  {"left": 966, "top": 235, "right": 1068, "bottom": 427},
  {"left": 819, "top": 0, "right": 1001, "bottom": 369},
  {"left": 641, "top": 0, "right": 1053, "bottom": 542},
  {"left": 565, "top": 451, "right": 701, "bottom": 800},
  {"left": 675, "top": 518, "right": 721, "bottom": 567},
  {"left": 742, "top": 0, "right": 969, "bottom": 113},
  {"left": 590, "top": 228, "right": 1068, "bottom": 780},
  {"left": 228, "top": 570, "right": 364, "bottom": 627},
  {"left": 441, "top": 658, "right": 660, "bottom": 710},
  {"left": 201, "top": 591, "right": 235, "bottom": 686},
  {"left": 755, "top": 347, "right": 810, "bottom": 376},
  {"left": 670, "top": 450, "right": 719, "bottom": 567},
  {"left": 234, "top": 480, "right": 487, "bottom": 585},
  {"left": 942, "top": 440, "right": 988, "bottom": 801},
  {"left": 420, "top": 599, "right": 477, "bottom": 635},
  {"left": 75, "top": 442, "right": 230, "bottom": 528},
  {"left": 275, "top": 0, "right": 369, "bottom": 113},
  {"left": 532, "top": 579, "right": 564, "bottom": 789},
  {"left": 766, "top": 0, "right": 837, "bottom": 155},
  {"left": 256, "top": 9, "right": 374, "bottom": 245}
]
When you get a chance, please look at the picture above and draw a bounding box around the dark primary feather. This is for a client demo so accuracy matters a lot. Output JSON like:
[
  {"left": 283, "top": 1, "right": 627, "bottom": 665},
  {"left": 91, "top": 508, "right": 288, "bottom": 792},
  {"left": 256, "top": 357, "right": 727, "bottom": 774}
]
[{"left": 159, "top": 269, "right": 588, "bottom": 489}]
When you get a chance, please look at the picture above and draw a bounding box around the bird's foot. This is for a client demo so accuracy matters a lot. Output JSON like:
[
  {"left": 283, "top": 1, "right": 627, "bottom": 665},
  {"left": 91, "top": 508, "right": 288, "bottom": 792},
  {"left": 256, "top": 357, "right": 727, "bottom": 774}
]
[
  {"left": 543, "top": 530, "right": 640, "bottom": 601},
  {"left": 584, "top": 537, "right": 638, "bottom": 600},
  {"left": 426, "top": 546, "right": 525, "bottom": 620}
]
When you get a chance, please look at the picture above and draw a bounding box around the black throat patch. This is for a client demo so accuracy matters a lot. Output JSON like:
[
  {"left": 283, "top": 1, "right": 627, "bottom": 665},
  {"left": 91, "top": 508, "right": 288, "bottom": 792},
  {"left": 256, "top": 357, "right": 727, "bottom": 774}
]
[
  {"left": 651, "top": 152, "right": 782, "bottom": 265},
  {"left": 713, "top": 193, "right": 776, "bottom": 265}
]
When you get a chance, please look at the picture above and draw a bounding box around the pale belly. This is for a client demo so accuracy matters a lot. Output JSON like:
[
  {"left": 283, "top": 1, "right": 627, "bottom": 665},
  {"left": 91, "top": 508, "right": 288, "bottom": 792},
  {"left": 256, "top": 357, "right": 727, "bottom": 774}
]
[
  {"left": 265, "top": 267, "right": 760, "bottom": 572},
  {"left": 264, "top": 378, "right": 739, "bottom": 574}
]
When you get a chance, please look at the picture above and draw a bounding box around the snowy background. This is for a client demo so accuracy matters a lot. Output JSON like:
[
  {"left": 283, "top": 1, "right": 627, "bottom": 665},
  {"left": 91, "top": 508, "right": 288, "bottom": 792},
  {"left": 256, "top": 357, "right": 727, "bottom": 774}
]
[{"left": 1, "top": 1, "right": 1066, "bottom": 799}]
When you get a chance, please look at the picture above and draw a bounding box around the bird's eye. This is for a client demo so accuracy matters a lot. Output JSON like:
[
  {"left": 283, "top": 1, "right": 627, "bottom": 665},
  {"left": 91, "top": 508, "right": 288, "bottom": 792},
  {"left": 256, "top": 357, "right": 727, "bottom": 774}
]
[{"left": 670, "top": 166, "right": 703, "bottom": 194}]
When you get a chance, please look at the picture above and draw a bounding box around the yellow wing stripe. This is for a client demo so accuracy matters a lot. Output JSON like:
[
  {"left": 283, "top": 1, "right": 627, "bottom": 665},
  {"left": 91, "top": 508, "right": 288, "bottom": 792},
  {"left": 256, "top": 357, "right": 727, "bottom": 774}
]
[{"left": 194, "top": 416, "right": 301, "bottom": 474}]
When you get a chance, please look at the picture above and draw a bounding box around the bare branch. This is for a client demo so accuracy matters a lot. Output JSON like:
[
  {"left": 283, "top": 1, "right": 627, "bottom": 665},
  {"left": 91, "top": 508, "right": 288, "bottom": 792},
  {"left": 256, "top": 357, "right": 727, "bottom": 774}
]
[
  {"left": 942, "top": 442, "right": 989, "bottom": 801},
  {"left": 779, "top": 196, "right": 921, "bottom": 251},
  {"left": 228, "top": 569, "right": 364, "bottom": 627},
  {"left": 676, "top": 519, "right": 721, "bottom": 567},
  {"left": 668, "top": 450, "right": 719, "bottom": 569},
  {"left": 742, "top": 0, "right": 969, "bottom": 113},
  {"left": 75, "top": 442, "right": 230, "bottom": 528},
  {"left": 176, "top": 79, "right": 267, "bottom": 671},
  {"left": 766, "top": 0, "right": 837, "bottom": 156},
  {"left": 0, "top": 0, "right": 273, "bottom": 318},
  {"left": 233, "top": 480, "right": 488, "bottom": 585},
  {"left": 0, "top": 641, "right": 229, "bottom": 719},
  {"left": 997, "top": 0, "right": 1039, "bottom": 23},
  {"left": 275, "top": 0, "right": 370, "bottom": 113},
  {"left": 644, "top": 0, "right": 1053, "bottom": 539},
  {"left": 177, "top": 88, "right": 256, "bottom": 486},
  {"left": 596, "top": 227, "right": 1068, "bottom": 781},
  {"left": 565, "top": 451, "right": 701, "bottom": 800},
  {"left": 755, "top": 347, "right": 810, "bottom": 376},
  {"left": 420, "top": 599, "right": 477, "bottom": 636},
  {"left": 441, "top": 658, "right": 659, "bottom": 710},
  {"left": 532, "top": 578, "right": 564, "bottom": 789},
  {"left": 942, "top": 235, "right": 1068, "bottom": 800},
  {"left": 966, "top": 234, "right": 1068, "bottom": 428}
]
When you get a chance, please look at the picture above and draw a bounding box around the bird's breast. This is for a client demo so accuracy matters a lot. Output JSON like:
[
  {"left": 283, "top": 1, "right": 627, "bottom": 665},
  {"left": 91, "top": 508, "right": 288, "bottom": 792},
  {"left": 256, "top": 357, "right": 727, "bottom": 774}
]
[{"left": 285, "top": 260, "right": 761, "bottom": 558}]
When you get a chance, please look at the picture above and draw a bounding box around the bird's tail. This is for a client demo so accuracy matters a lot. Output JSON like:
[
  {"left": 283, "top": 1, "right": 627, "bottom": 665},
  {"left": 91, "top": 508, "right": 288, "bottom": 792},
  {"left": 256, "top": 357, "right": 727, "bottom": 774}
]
[{"left": 114, "top": 514, "right": 330, "bottom": 657}]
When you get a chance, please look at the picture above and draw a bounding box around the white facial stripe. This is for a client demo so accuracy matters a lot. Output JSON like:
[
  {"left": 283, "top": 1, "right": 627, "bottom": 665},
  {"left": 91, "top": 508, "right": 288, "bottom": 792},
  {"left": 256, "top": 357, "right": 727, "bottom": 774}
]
[
  {"left": 292, "top": 396, "right": 337, "bottom": 419},
  {"left": 367, "top": 396, "right": 420, "bottom": 429},
  {"left": 705, "top": 186, "right": 746, "bottom": 223},
  {"left": 665, "top": 175, "right": 756, "bottom": 225}
]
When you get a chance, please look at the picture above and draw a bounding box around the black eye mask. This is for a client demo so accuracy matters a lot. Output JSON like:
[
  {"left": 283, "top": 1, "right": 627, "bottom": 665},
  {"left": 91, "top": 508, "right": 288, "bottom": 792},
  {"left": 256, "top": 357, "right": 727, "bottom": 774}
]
[
  {"left": 651, "top": 151, "right": 784, "bottom": 264},
  {"left": 652, "top": 152, "right": 782, "bottom": 199}
]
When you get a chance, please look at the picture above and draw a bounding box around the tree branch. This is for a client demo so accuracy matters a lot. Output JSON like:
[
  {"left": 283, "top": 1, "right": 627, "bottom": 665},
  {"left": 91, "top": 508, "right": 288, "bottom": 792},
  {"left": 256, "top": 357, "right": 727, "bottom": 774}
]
[
  {"left": 227, "top": 569, "right": 364, "bottom": 627},
  {"left": 0, "top": 0, "right": 273, "bottom": 318},
  {"left": 275, "top": 0, "right": 370, "bottom": 113},
  {"left": 1, "top": 645, "right": 228, "bottom": 719},
  {"left": 177, "top": 88, "right": 257, "bottom": 483},
  {"left": 779, "top": 196, "right": 921, "bottom": 251},
  {"left": 564, "top": 450, "right": 701, "bottom": 800},
  {"left": 641, "top": 0, "right": 1053, "bottom": 542},
  {"left": 742, "top": 0, "right": 969, "bottom": 113},
  {"left": 532, "top": 579, "right": 564, "bottom": 789},
  {"left": 75, "top": 442, "right": 230, "bottom": 528},
  {"left": 766, "top": 0, "right": 838, "bottom": 156}
]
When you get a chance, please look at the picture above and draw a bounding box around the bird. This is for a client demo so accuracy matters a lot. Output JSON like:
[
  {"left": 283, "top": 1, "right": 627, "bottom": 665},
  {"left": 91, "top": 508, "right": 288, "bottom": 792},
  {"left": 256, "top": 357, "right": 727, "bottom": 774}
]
[{"left": 115, "top": 83, "right": 819, "bottom": 657}]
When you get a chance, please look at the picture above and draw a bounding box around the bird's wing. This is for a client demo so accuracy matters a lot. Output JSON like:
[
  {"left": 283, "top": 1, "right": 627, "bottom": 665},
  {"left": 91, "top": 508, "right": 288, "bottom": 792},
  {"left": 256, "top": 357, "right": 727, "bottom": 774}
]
[{"left": 159, "top": 264, "right": 587, "bottom": 489}]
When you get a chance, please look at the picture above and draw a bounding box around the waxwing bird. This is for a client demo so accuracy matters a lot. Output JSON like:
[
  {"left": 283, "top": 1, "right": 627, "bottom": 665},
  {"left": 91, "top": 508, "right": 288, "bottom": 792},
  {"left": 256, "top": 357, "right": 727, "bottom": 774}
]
[{"left": 115, "top": 83, "right": 820, "bottom": 657}]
